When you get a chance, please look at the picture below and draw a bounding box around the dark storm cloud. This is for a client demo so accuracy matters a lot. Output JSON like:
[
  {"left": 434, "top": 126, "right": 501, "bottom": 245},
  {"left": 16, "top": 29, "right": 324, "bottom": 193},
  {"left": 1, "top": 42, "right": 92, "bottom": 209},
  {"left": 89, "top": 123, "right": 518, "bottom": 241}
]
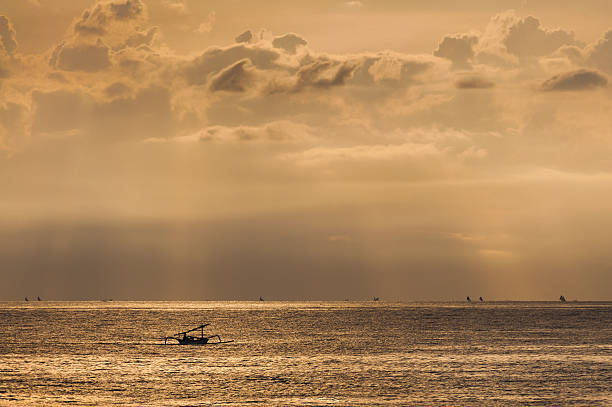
[
  {"left": 540, "top": 69, "right": 607, "bottom": 91},
  {"left": 503, "top": 15, "right": 580, "bottom": 59},
  {"left": 272, "top": 33, "right": 307, "bottom": 54},
  {"left": 434, "top": 34, "right": 478, "bottom": 69},
  {"left": 74, "top": 0, "right": 145, "bottom": 36},
  {"left": 209, "top": 59, "right": 255, "bottom": 92},
  {"left": 0, "top": 15, "right": 17, "bottom": 54},
  {"left": 49, "top": 41, "right": 111, "bottom": 72},
  {"left": 455, "top": 76, "right": 495, "bottom": 89}
]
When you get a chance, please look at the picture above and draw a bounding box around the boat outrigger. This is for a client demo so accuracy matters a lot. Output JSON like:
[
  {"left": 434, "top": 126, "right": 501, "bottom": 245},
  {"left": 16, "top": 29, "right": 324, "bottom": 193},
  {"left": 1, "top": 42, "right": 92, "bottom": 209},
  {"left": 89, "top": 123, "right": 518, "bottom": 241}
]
[{"left": 164, "top": 324, "right": 234, "bottom": 345}]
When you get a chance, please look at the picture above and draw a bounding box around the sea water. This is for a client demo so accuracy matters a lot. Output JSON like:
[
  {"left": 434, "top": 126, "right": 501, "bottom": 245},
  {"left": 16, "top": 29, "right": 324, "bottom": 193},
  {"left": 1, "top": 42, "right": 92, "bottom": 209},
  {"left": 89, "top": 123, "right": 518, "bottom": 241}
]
[{"left": 0, "top": 301, "right": 610, "bottom": 406}]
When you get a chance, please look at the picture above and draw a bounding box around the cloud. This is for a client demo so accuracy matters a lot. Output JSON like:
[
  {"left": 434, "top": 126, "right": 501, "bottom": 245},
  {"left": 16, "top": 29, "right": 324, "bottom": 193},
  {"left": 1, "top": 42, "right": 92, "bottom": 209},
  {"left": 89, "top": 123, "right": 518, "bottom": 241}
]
[
  {"left": 104, "top": 82, "right": 132, "bottom": 98},
  {"left": 473, "top": 11, "right": 581, "bottom": 66},
  {"left": 0, "top": 16, "right": 17, "bottom": 55},
  {"left": 588, "top": 30, "right": 612, "bottom": 73},
  {"left": 161, "top": 0, "right": 187, "bottom": 15},
  {"left": 121, "top": 27, "right": 158, "bottom": 49},
  {"left": 504, "top": 15, "right": 579, "bottom": 58},
  {"left": 345, "top": 1, "right": 363, "bottom": 9},
  {"left": 235, "top": 30, "right": 253, "bottom": 44},
  {"left": 366, "top": 53, "right": 435, "bottom": 84},
  {"left": 555, "top": 45, "right": 585, "bottom": 65},
  {"left": 209, "top": 59, "right": 256, "bottom": 92},
  {"left": 182, "top": 44, "right": 282, "bottom": 86},
  {"left": 285, "top": 142, "right": 443, "bottom": 166},
  {"left": 281, "top": 127, "right": 486, "bottom": 173},
  {"left": 434, "top": 34, "right": 478, "bottom": 68},
  {"left": 295, "top": 59, "right": 356, "bottom": 90},
  {"left": 49, "top": 41, "right": 112, "bottom": 72},
  {"left": 109, "top": 0, "right": 144, "bottom": 20},
  {"left": 455, "top": 75, "right": 495, "bottom": 89},
  {"left": 195, "top": 11, "right": 216, "bottom": 33},
  {"left": 265, "top": 55, "right": 364, "bottom": 94},
  {"left": 74, "top": 0, "right": 146, "bottom": 37},
  {"left": 272, "top": 33, "right": 308, "bottom": 54},
  {"left": 540, "top": 69, "right": 608, "bottom": 91},
  {"left": 40, "top": 0, "right": 164, "bottom": 79},
  {"left": 155, "top": 121, "right": 315, "bottom": 144}
]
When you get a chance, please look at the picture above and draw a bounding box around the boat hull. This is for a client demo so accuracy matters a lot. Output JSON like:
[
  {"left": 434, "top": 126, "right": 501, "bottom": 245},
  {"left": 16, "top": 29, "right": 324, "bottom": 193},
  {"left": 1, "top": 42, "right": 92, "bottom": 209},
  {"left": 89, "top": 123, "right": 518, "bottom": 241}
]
[{"left": 177, "top": 337, "right": 209, "bottom": 345}]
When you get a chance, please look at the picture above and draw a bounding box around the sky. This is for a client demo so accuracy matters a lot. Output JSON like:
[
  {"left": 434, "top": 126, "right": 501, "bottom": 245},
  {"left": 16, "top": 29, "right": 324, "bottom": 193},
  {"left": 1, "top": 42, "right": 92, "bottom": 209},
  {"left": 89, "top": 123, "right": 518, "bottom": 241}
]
[{"left": 1, "top": 0, "right": 611, "bottom": 301}]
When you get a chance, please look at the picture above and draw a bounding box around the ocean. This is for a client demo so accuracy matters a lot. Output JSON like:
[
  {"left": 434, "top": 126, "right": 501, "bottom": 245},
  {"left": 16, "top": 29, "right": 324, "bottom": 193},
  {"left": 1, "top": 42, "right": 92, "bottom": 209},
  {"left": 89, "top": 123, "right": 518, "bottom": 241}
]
[{"left": 0, "top": 301, "right": 610, "bottom": 406}]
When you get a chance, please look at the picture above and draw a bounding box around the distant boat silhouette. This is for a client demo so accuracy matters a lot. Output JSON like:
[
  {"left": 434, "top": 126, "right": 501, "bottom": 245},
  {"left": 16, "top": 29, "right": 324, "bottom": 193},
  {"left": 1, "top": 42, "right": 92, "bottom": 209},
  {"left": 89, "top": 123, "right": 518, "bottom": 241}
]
[
  {"left": 25, "top": 297, "right": 28, "bottom": 302},
  {"left": 467, "top": 296, "right": 471, "bottom": 302},
  {"left": 560, "top": 295, "right": 566, "bottom": 303},
  {"left": 373, "top": 297, "right": 379, "bottom": 301},
  {"left": 479, "top": 297, "right": 483, "bottom": 302},
  {"left": 259, "top": 296, "right": 264, "bottom": 301},
  {"left": 37, "top": 296, "right": 41, "bottom": 301},
  {"left": 164, "top": 323, "right": 233, "bottom": 345}
]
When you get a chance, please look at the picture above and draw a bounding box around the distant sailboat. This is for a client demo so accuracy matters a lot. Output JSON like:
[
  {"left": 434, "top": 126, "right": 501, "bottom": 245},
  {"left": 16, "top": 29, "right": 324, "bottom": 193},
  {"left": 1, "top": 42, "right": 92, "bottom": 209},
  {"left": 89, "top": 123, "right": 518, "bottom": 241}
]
[
  {"left": 560, "top": 295, "right": 566, "bottom": 303},
  {"left": 259, "top": 296, "right": 264, "bottom": 301},
  {"left": 373, "top": 297, "right": 380, "bottom": 301},
  {"left": 479, "top": 297, "right": 483, "bottom": 302},
  {"left": 25, "top": 297, "right": 28, "bottom": 302},
  {"left": 37, "top": 296, "right": 41, "bottom": 301},
  {"left": 466, "top": 296, "right": 471, "bottom": 302}
]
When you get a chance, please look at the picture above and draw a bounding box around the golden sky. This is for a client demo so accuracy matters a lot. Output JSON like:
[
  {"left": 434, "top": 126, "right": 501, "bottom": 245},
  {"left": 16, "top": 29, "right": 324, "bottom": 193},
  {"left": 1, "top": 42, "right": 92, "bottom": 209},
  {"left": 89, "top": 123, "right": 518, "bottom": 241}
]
[{"left": 1, "top": 0, "right": 611, "bottom": 300}]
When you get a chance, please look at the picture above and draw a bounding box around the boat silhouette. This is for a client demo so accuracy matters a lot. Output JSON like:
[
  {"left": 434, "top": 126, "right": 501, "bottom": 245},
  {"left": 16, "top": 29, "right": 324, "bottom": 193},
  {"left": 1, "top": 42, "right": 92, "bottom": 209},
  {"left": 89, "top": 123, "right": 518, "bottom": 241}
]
[{"left": 164, "top": 324, "right": 233, "bottom": 345}]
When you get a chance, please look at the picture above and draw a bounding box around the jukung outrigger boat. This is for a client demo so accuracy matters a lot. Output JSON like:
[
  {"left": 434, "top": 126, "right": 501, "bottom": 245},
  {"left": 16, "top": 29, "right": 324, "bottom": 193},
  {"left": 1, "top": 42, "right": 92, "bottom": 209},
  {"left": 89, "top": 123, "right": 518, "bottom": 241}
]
[{"left": 164, "top": 323, "right": 234, "bottom": 345}]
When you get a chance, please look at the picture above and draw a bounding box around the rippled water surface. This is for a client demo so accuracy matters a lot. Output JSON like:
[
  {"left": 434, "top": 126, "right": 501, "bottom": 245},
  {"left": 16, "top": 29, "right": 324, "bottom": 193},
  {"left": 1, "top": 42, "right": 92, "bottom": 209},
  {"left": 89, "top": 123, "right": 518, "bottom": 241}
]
[{"left": 1, "top": 301, "right": 611, "bottom": 406}]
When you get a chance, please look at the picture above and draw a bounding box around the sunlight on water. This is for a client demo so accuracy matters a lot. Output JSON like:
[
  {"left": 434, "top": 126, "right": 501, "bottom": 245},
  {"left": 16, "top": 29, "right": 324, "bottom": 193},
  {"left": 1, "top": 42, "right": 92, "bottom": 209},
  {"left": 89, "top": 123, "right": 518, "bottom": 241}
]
[{"left": 1, "top": 302, "right": 611, "bottom": 406}]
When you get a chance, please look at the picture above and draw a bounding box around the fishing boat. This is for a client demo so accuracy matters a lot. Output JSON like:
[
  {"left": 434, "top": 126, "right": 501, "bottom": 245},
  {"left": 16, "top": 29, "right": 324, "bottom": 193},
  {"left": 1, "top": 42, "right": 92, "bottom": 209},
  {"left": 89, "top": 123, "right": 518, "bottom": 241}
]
[{"left": 164, "top": 324, "right": 234, "bottom": 345}]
